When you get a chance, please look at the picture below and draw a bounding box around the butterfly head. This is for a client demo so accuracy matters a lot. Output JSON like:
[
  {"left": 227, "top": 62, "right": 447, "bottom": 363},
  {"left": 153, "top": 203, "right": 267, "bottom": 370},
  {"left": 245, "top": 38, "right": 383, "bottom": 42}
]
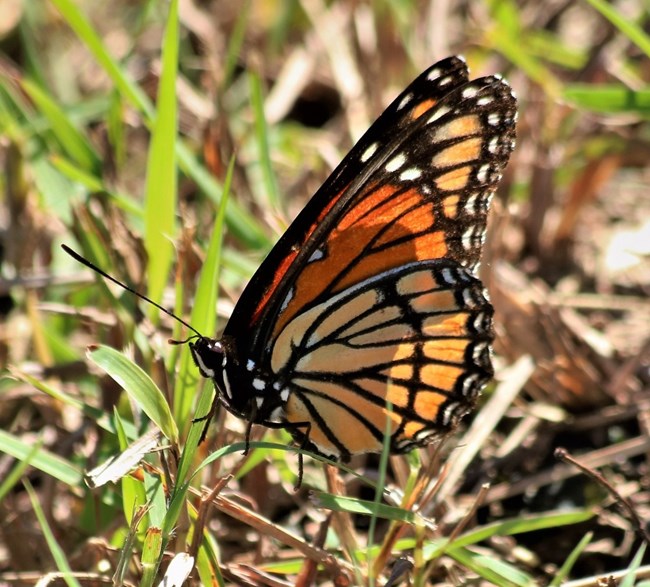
[{"left": 189, "top": 335, "right": 280, "bottom": 422}]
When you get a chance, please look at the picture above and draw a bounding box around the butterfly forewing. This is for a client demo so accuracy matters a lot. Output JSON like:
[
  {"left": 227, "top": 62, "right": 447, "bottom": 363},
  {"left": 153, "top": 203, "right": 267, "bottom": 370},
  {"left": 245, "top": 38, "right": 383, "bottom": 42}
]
[{"left": 226, "top": 56, "right": 475, "bottom": 345}]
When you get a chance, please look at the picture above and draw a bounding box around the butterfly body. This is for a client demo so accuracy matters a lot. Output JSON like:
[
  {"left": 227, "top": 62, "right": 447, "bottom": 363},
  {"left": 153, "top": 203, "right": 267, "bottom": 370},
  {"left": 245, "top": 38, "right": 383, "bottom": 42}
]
[{"left": 191, "top": 56, "right": 516, "bottom": 462}]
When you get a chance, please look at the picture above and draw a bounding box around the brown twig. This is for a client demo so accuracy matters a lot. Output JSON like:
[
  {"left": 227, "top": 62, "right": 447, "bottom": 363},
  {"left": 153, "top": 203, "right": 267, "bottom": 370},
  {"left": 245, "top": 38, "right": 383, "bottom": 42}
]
[{"left": 555, "top": 447, "right": 650, "bottom": 545}]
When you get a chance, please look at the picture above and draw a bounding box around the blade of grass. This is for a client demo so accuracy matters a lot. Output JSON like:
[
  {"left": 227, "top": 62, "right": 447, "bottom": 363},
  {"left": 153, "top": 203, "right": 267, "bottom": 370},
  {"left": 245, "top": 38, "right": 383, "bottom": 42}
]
[
  {"left": 113, "top": 505, "right": 150, "bottom": 586},
  {"left": 140, "top": 526, "right": 163, "bottom": 587},
  {"left": 584, "top": 0, "right": 650, "bottom": 59},
  {"left": 174, "top": 157, "right": 235, "bottom": 436},
  {"left": 24, "top": 479, "right": 83, "bottom": 587},
  {"left": 312, "top": 493, "right": 418, "bottom": 524},
  {"left": 249, "top": 70, "right": 282, "bottom": 212},
  {"left": 425, "top": 509, "right": 594, "bottom": 560},
  {"left": 620, "top": 542, "right": 647, "bottom": 587},
  {"left": 115, "top": 411, "right": 149, "bottom": 529},
  {"left": 223, "top": 0, "right": 251, "bottom": 87},
  {"left": 450, "top": 547, "right": 533, "bottom": 586},
  {"left": 0, "top": 429, "right": 82, "bottom": 485},
  {"left": 88, "top": 345, "right": 179, "bottom": 444},
  {"left": 174, "top": 155, "right": 234, "bottom": 483},
  {"left": 549, "top": 532, "right": 593, "bottom": 586},
  {"left": 21, "top": 78, "right": 100, "bottom": 173},
  {"left": 50, "top": 155, "right": 143, "bottom": 216},
  {"left": 0, "top": 438, "right": 43, "bottom": 501},
  {"left": 368, "top": 402, "right": 394, "bottom": 585},
  {"left": 144, "top": 0, "right": 178, "bottom": 313},
  {"left": 563, "top": 85, "right": 650, "bottom": 114}
]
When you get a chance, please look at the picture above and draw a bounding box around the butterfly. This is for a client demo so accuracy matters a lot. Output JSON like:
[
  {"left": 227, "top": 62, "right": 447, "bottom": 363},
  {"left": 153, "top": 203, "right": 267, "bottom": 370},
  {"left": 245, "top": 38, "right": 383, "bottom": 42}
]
[
  {"left": 190, "top": 57, "right": 516, "bottom": 464},
  {"left": 65, "top": 55, "right": 516, "bottom": 480}
]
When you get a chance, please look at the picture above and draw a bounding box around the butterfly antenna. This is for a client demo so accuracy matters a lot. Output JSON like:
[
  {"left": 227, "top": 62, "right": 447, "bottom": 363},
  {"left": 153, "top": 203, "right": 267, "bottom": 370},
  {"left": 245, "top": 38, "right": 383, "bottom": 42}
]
[{"left": 61, "top": 244, "right": 203, "bottom": 339}]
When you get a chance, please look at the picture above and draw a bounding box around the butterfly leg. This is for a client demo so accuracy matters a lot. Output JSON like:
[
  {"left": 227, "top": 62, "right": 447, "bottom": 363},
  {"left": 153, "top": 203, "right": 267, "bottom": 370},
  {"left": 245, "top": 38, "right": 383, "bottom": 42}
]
[
  {"left": 281, "top": 420, "right": 313, "bottom": 490},
  {"left": 254, "top": 418, "right": 313, "bottom": 489},
  {"left": 193, "top": 393, "right": 221, "bottom": 444}
]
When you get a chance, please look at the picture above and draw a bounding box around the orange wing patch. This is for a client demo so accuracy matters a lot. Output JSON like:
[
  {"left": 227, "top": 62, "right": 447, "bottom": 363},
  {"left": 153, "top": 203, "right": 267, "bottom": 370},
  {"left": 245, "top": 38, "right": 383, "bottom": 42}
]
[
  {"left": 272, "top": 262, "right": 494, "bottom": 458},
  {"left": 410, "top": 98, "right": 437, "bottom": 120},
  {"left": 273, "top": 185, "right": 446, "bottom": 337}
]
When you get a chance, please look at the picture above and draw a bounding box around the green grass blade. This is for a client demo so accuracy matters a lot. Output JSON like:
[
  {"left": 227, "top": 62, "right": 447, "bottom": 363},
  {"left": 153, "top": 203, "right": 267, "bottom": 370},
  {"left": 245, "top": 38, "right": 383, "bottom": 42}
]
[
  {"left": 144, "top": 0, "right": 179, "bottom": 312},
  {"left": 11, "top": 366, "right": 140, "bottom": 439},
  {"left": 50, "top": 155, "right": 144, "bottom": 216},
  {"left": 48, "top": 0, "right": 154, "bottom": 118},
  {"left": 367, "top": 403, "right": 395, "bottom": 584},
  {"left": 450, "top": 547, "right": 533, "bottom": 586},
  {"left": 249, "top": 71, "right": 281, "bottom": 211},
  {"left": 88, "top": 345, "right": 179, "bottom": 444},
  {"left": 21, "top": 78, "right": 100, "bottom": 173},
  {"left": 563, "top": 85, "right": 650, "bottom": 114},
  {"left": 426, "top": 509, "right": 594, "bottom": 561},
  {"left": 620, "top": 542, "right": 647, "bottom": 587},
  {"left": 140, "top": 526, "right": 163, "bottom": 587},
  {"left": 114, "top": 411, "right": 148, "bottom": 528},
  {"left": 0, "top": 429, "right": 82, "bottom": 485},
  {"left": 0, "top": 438, "right": 43, "bottom": 501},
  {"left": 584, "top": 0, "right": 650, "bottom": 58},
  {"left": 176, "top": 143, "right": 271, "bottom": 248},
  {"left": 549, "top": 531, "right": 593, "bottom": 586},
  {"left": 312, "top": 493, "right": 418, "bottom": 524},
  {"left": 24, "top": 479, "right": 83, "bottom": 587},
  {"left": 223, "top": 0, "right": 251, "bottom": 87},
  {"left": 174, "top": 154, "right": 233, "bottom": 426}
]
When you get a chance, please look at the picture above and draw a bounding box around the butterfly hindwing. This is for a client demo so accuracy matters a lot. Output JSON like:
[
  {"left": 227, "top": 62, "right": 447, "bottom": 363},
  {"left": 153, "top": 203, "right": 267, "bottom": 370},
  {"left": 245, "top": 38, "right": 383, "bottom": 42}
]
[{"left": 272, "top": 260, "right": 494, "bottom": 459}]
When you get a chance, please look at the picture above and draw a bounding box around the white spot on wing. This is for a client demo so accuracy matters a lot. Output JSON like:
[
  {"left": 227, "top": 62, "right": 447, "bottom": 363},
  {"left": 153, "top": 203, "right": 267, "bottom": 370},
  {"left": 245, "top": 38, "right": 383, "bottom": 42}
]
[
  {"left": 361, "top": 142, "right": 379, "bottom": 162},
  {"left": 462, "top": 373, "right": 479, "bottom": 397},
  {"left": 462, "top": 286, "right": 478, "bottom": 307},
  {"left": 473, "top": 341, "right": 489, "bottom": 362},
  {"left": 462, "top": 86, "right": 479, "bottom": 99},
  {"left": 280, "top": 288, "right": 294, "bottom": 312},
  {"left": 269, "top": 406, "right": 284, "bottom": 422},
  {"left": 246, "top": 359, "right": 255, "bottom": 372},
  {"left": 427, "top": 105, "right": 451, "bottom": 124},
  {"left": 426, "top": 67, "right": 442, "bottom": 80},
  {"left": 386, "top": 153, "right": 406, "bottom": 172},
  {"left": 477, "top": 164, "right": 490, "bottom": 183},
  {"left": 252, "top": 378, "right": 266, "bottom": 391},
  {"left": 397, "top": 93, "right": 413, "bottom": 110},
  {"left": 399, "top": 167, "right": 421, "bottom": 181},
  {"left": 462, "top": 226, "right": 475, "bottom": 250},
  {"left": 441, "top": 402, "right": 459, "bottom": 425},
  {"left": 280, "top": 387, "right": 290, "bottom": 402},
  {"left": 441, "top": 267, "right": 456, "bottom": 284},
  {"left": 308, "top": 248, "right": 324, "bottom": 263},
  {"left": 488, "top": 112, "right": 501, "bottom": 126},
  {"left": 473, "top": 312, "right": 487, "bottom": 331},
  {"left": 465, "top": 192, "right": 480, "bottom": 214}
]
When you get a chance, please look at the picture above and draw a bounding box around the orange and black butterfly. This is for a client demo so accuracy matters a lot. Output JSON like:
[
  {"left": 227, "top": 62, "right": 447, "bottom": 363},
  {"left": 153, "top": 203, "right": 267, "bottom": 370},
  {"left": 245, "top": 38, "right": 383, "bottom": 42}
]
[
  {"left": 66, "top": 56, "right": 516, "bottom": 470},
  {"left": 192, "top": 56, "right": 516, "bottom": 460}
]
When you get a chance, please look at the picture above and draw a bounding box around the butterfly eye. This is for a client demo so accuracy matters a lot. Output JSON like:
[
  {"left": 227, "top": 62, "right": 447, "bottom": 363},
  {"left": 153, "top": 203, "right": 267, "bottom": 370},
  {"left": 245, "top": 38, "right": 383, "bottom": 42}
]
[{"left": 190, "top": 338, "right": 226, "bottom": 379}]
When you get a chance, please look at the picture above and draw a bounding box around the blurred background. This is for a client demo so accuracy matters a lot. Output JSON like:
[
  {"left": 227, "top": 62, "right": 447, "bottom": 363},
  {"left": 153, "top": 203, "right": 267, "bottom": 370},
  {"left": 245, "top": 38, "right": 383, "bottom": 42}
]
[{"left": 0, "top": 0, "right": 649, "bottom": 585}]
